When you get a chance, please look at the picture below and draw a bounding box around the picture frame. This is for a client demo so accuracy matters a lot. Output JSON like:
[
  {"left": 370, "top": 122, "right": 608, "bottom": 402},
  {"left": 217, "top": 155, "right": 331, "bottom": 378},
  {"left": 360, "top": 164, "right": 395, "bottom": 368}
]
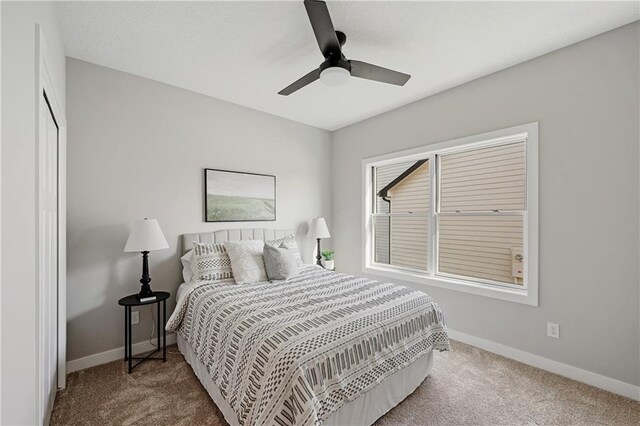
[{"left": 204, "top": 168, "right": 276, "bottom": 222}]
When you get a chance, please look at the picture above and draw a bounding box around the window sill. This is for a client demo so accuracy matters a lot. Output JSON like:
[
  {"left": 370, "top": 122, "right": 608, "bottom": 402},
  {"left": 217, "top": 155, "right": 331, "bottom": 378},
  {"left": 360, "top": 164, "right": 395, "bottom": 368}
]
[{"left": 362, "top": 265, "right": 538, "bottom": 306}]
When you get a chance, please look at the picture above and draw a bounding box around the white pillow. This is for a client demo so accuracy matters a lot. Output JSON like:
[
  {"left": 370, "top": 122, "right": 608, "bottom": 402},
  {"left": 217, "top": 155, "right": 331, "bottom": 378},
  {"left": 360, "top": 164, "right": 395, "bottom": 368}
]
[
  {"left": 223, "top": 240, "right": 268, "bottom": 284},
  {"left": 180, "top": 249, "right": 200, "bottom": 283},
  {"left": 192, "top": 242, "right": 234, "bottom": 281},
  {"left": 265, "top": 234, "right": 303, "bottom": 266}
]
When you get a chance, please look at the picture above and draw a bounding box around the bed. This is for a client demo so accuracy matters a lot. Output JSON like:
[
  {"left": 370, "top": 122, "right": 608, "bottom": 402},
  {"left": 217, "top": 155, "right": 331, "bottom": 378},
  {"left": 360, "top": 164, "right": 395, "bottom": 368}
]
[{"left": 168, "top": 229, "right": 449, "bottom": 426}]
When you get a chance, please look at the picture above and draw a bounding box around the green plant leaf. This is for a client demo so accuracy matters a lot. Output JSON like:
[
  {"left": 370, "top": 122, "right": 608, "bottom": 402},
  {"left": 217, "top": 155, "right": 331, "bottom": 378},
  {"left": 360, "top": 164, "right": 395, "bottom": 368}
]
[{"left": 321, "top": 249, "right": 334, "bottom": 260}]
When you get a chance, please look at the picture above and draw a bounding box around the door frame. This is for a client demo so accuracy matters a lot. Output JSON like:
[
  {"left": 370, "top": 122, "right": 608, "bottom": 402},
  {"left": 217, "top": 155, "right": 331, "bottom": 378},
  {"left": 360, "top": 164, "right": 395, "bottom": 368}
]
[
  {"left": 0, "top": 3, "right": 3, "bottom": 422},
  {"left": 35, "top": 24, "right": 67, "bottom": 423}
]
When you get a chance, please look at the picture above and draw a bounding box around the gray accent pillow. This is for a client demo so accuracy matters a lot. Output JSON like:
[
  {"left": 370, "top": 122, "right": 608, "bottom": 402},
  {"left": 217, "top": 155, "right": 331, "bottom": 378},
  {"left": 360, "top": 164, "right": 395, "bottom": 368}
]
[
  {"left": 263, "top": 244, "right": 299, "bottom": 281},
  {"left": 265, "top": 234, "right": 303, "bottom": 266}
]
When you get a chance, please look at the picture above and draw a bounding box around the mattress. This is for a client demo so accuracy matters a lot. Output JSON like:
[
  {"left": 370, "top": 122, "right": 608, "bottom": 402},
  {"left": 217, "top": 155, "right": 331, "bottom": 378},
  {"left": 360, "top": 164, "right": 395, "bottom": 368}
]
[{"left": 168, "top": 266, "right": 449, "bottom": 425}]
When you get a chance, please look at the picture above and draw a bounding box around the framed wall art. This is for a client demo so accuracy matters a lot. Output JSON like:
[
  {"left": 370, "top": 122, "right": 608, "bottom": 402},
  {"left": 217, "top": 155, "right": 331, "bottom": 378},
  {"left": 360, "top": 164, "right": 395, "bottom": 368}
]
[{"left": 204, "top": 169, "right": 276, "bottom": 222}]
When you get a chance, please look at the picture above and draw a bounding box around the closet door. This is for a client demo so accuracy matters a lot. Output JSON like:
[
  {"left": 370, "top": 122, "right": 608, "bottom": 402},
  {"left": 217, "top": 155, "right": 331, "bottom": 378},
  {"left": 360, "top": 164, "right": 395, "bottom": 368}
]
[{"left": 39, "top": 91, "right": 59, "bottom": 424}]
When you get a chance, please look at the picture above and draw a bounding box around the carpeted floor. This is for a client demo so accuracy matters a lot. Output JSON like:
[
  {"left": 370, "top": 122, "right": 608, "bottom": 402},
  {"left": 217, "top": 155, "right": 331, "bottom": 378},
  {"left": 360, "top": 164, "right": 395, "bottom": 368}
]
[{"left": 51, "top": 340, "right": 640, "bottom": 425}]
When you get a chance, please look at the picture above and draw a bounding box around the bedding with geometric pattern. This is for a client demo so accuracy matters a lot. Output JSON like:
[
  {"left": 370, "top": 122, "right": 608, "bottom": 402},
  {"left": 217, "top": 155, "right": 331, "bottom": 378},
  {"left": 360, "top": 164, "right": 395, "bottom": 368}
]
[
  {"left": 167, "top": 266, "right": 449, "bottom": 426},
  {"left": 193, "top": 242, "right": 234, "bottom": 281}
]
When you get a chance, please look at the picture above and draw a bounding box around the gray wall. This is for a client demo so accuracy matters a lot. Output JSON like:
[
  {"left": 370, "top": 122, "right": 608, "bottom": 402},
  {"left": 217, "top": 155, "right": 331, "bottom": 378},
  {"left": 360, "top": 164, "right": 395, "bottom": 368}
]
[
  {"left": 66, "top": 58, "right": 332, "bottom": 361},
  {"left": 1, "top": 2, "right": 66, "bottom": 424},
  {"left": 331, "top": 23, "right": 639, "bottom": 386}
]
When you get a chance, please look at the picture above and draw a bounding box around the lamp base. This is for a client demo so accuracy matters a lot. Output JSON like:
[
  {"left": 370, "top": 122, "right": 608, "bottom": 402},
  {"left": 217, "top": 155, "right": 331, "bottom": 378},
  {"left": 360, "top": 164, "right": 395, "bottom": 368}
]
[
  {"left": 316, "top": 238, "right": 322, "bottom": 266},
  {"left": 137, "top": 251, "right": 155, "bottom": 300},
  {"left": 138, "top": 286, "right": 155, "bottom": 300}
]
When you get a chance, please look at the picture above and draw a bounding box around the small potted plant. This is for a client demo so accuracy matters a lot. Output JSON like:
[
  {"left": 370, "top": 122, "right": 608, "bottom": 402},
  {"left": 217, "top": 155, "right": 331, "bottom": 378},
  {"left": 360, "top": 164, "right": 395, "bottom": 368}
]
[{"left": 321, "top": 249, "right": 335, "bottom": 270}]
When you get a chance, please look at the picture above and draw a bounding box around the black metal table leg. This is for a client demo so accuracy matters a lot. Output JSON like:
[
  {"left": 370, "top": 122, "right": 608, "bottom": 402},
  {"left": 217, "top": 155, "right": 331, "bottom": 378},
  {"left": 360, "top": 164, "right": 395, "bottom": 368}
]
[
  {"left": 163, "top": 299, "right": 167, "bottom": 361},
  {"left": 124, "top": 306, "right": 129, "bottom": 362},
  {"left": 128, "top": 306, "right": 132, "bottom": 373},
  {"left": 156, "top": 300, "right": 160, "bottom": 350}
]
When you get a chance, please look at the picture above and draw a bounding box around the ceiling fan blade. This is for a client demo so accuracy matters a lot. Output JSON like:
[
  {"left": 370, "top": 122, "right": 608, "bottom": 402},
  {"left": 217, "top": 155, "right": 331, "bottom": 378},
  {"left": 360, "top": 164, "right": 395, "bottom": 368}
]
[
  {"left": 349, "top": 60, "right": 411, "bottom": 86},
  {"left": 304, "top": 0, "right": 341, "bottom": 58},
  {"left": 278, "top": 69, "right": 321, "bottom": 96}
]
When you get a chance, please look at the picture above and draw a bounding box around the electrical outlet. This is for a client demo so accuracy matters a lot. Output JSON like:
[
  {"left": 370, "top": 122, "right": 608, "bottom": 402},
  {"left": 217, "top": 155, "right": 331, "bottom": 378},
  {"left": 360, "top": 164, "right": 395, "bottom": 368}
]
[
  {"left": 547, "top": 322, "right": 559, "bottom": 339},
  {"left": 131, "top": 311, "right": 139, "bottom": 325}
]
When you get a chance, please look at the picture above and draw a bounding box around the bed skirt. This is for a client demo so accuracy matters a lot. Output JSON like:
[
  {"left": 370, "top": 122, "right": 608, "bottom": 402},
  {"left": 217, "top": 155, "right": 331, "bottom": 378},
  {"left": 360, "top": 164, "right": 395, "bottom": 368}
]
[{"left": 177, "top": 334, "right": 433, "bottom": 426}]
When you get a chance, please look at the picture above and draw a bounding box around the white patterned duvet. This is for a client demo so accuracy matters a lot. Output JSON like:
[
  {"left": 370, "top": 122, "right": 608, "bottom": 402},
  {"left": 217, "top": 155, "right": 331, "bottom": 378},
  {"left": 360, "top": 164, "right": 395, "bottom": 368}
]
[{"left": 167, "top": 266, "right": 449, "bottom": 426}]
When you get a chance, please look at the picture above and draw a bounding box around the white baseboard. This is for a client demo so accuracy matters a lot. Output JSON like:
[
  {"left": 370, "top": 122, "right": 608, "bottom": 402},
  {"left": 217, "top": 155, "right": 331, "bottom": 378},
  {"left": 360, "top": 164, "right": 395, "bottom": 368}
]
[
  {"left": 447, "top": 329, "right": 640, "bottom": 401},
  {"left": 66, "top": 334, "right": 177, "bottom": 374}
]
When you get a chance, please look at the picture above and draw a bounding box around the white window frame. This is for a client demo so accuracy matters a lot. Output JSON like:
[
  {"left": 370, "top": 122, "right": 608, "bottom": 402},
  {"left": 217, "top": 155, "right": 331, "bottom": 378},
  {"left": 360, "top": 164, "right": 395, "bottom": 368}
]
[{"left": 362, "top": 122, "right": 538, "bottom": 306}]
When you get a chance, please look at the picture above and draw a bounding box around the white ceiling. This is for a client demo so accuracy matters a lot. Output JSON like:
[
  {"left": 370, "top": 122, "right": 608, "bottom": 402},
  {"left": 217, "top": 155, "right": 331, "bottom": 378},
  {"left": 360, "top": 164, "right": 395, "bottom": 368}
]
[{"left": 57, "top": 1, "right": 639, "bottom": 131}]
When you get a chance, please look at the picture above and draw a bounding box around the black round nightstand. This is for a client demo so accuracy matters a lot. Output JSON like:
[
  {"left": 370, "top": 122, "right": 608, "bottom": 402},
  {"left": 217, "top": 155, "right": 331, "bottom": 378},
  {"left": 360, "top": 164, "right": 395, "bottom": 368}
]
[{"left": 118, "top": 291, "right": 170, "bottom": 373}]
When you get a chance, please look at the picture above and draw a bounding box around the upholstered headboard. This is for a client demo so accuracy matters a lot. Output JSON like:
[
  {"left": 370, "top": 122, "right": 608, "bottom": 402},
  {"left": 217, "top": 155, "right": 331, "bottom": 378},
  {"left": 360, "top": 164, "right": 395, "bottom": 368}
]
[{"left": 181, "top": 228, "right": 293, "bottom": 254}]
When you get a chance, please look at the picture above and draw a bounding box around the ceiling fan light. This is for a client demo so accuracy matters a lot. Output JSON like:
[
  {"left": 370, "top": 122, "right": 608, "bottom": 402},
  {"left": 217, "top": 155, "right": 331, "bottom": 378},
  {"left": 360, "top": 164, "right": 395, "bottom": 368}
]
[{"left": 319, "top": 66, "right": 350, "bottom": 87}]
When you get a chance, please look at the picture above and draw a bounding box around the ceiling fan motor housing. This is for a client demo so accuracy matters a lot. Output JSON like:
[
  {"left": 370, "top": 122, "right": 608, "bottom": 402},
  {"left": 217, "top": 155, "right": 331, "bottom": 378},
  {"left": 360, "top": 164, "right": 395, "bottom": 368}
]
[{"left": 319, "top": 55, "right": 351, "bottom": 74}]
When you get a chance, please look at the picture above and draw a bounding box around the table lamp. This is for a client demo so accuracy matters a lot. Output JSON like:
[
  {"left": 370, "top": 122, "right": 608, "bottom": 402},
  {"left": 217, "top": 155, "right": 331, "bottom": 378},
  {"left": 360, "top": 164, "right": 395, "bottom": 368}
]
[
  {"left": 308, "top": 217, "right": 330, "bottom": 266},
  {"left": 124, "top": 218, "right": 169, "bottom": 301}
]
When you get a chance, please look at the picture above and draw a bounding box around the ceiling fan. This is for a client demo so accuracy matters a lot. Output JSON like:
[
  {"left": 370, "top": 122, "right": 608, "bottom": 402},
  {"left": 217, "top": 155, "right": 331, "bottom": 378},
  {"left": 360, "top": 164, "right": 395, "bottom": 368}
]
[{"left": 278, "top": 0, "right": 411, "bottom": 96}]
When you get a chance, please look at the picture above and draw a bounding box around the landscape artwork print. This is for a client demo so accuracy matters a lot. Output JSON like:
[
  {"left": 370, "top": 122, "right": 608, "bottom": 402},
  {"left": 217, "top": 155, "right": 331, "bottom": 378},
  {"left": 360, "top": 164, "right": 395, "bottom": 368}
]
[{"left": 205, "top": 169, "right": 276, "bottom": 222}]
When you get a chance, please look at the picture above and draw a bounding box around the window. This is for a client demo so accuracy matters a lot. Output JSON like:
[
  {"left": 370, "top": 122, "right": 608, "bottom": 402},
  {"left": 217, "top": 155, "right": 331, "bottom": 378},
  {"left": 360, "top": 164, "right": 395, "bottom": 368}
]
[
  {"left": 374, "top": 159, "right": 430, "bottom": 272},
  {"left": 363, "top": 123, "right": 538, "bottom": 305}
]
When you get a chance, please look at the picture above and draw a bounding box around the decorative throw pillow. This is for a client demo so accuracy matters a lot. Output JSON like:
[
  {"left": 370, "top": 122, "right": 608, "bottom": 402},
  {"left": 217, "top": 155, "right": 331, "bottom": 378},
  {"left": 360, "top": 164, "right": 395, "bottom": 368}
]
[
  {"left": 263, "top": 244, "right": 299, "bottom": 281},
  {"left": 180, "top": 247, "right": 205, "bottom": 283},
  {"left": 192, "top": 242, "right": 233, "bottom": 281},
  {"left": 180, "top": 249, "right": 196, "bottom": 283},
  {"left": 223, "top": 240, "right": 268, "bottom": 284},
  {"left": 265, "top": 234, "right": 303, "bottom": 266}
]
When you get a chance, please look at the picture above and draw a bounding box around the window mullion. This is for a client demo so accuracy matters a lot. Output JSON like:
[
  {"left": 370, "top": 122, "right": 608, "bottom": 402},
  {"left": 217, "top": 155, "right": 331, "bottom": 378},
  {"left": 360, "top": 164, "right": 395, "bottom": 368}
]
[{"left": 429, "top": 153, "right": 437, "bottom": 276}]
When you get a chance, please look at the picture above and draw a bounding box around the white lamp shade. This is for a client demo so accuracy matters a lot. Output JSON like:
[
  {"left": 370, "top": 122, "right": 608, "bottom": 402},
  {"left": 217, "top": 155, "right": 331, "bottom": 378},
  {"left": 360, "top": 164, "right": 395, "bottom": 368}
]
[
  {"left": 124, "top": 218, "right": 169, "bottom": 252},
  {"left": 308, "top": 217, "right": 331, "bottom": 239}
]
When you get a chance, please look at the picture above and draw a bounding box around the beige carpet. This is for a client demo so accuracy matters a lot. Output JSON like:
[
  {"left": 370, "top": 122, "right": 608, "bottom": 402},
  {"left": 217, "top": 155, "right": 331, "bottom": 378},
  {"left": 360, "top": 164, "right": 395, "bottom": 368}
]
[{"left": 51, "top": 340, "right": 640, "bottom": 425}]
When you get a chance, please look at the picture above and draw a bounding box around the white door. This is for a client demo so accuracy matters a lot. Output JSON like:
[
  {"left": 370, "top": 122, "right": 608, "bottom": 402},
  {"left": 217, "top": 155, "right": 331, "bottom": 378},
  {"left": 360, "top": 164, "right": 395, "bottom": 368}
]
[{"left": 39, "top": 91, "right": 58, "bottom": 424}]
